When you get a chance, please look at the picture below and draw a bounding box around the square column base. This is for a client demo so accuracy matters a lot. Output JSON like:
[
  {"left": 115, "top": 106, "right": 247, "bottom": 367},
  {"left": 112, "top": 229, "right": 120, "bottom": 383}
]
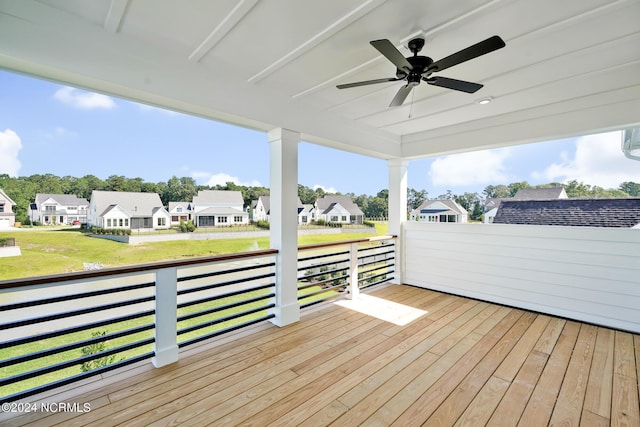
[
  {"left": 270, "top": 302, "right": 301, "bottom": 327},
  {"left": 152, "top": 344, "right": 179, "bottom": 368}
]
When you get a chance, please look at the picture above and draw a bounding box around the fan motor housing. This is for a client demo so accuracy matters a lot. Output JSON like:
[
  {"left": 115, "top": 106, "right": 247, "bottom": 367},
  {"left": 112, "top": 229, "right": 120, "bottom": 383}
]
[{"left": 395, "top": 55, "right": 433, "bottom": 79}]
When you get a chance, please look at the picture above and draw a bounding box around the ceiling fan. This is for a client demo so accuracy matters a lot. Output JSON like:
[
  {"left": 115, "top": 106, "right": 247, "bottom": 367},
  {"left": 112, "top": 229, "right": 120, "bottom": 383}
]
[{"left": 337, "top": 35, "right": 506, "bottom": 107}]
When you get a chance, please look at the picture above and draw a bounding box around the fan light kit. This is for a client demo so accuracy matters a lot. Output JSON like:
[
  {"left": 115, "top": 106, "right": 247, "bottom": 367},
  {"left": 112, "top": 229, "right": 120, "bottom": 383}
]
[{"left": 337, "top": 35, "right": 505, "bottom": 107}]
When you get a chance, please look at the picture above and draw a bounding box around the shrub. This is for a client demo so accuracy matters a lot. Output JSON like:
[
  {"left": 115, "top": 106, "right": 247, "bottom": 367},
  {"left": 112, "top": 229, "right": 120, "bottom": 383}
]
[
  {"left": 80, "top": 331, "right": 121, "bottom": 372},
  {"left": 363, "top": 220, "right": 375, "bottom": 227},
  {"left": 256, "top": 220, "right": 270, "bottom": 230},
  {"left": 315, "top": 219, "right": 326, "bottom": 226},
  {"left": 179, "top": 220, "right": 187, "bottom": 233},
  {"left": 186, "top": 220, "right": 196, "bottom": 232}
]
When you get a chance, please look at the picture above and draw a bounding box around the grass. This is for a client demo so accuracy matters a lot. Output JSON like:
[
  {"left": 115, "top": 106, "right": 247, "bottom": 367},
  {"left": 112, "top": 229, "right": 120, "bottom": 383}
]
[{"left": 0, "top": 222, "right": 388, "bottom": 280}]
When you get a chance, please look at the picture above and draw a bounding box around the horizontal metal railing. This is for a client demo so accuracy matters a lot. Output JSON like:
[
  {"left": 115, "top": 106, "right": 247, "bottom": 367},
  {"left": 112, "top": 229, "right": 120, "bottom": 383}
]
[
  {"left": 297, "top": 236, "right": 396, "bottom": 308},
  {"left": 0, "top": 237, "right": 395, "bottom": 403},
  {"left": 0, "top": 249, "right": 279, "bottom": 404}
]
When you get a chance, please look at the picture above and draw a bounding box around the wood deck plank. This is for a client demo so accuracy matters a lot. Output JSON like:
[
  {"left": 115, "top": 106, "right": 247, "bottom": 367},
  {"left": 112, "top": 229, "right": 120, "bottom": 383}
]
[
  {"left": 2, "top": 285, "right": 638, "bottom": 427},
  {"left": 611, "top": 331, "right": 640, "bottom": 426},
  {"left": 549, "top": 323, "right": 599, "bottom": 426}
]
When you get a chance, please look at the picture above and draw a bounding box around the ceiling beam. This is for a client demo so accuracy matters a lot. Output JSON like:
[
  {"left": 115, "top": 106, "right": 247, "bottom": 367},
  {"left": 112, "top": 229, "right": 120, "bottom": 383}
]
[
  {"left": 188, "top": 0, "right": 259, "bottom": 63},
  {"left": 248, "top": 0, "right": 386, "bottom": 84},
  {"left": 104, "top": 0, "right": 129, "bottom": 33}
]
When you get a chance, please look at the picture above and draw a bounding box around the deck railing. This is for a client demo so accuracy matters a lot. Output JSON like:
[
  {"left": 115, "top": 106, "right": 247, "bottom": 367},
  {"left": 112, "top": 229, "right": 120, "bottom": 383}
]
[
  {"left": 0, "top": 250, "right": 277, "bottom": 404},
  {"left": 0, "top": 236, "right": 396, "bottom": 403},
  {"left": 297, "top": 236, "right": 396, "bottom": 308}
]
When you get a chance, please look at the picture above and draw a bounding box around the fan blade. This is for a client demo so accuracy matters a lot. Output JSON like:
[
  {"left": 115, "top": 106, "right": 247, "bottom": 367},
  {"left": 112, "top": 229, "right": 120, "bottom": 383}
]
[
  {"left": 370, "top": 39, "right": 413, "bottom": 72},
  {"left": 336, "top": 77, "right": 401, "bottom": 89},
  {"left": 389, "top": 85, "right": 413, "bottom": 107},
  {"left": 425, "top": 76, "right": 483, "bottom": 93},
  {"left": 428, "top": 35, "right": 505, "bottom": 73}
]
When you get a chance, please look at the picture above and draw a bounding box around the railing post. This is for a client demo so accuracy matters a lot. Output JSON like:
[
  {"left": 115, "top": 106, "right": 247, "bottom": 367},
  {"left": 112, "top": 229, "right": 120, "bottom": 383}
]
[
  {"left": 152, "top": 267, "right": 179, "bottom": 367},
  {"left": 348, "top": 242, "right": 359, "bottom": 299}
]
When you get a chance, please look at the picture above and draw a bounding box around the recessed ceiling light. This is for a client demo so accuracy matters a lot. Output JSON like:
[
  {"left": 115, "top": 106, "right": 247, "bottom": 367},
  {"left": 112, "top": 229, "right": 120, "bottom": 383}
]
[{"left": 476, "top": 97, "right": 493, "bottom": 105}]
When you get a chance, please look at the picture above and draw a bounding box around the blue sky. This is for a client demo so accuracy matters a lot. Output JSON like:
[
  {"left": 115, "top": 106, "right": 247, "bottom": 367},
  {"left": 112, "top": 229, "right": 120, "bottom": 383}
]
[{"left": 1, "top": 70, "right": 638, "bottom": 198}]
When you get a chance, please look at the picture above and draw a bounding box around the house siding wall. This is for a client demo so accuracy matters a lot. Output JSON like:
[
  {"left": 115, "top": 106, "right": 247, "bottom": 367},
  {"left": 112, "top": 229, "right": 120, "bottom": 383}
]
[{"left": 403, "top": 222, "right": 640, "bottom": 333}]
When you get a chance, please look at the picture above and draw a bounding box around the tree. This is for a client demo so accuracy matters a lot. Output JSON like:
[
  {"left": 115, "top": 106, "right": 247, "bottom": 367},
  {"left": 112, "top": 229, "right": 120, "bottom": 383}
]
[
  {"left": 454, "top": 192, "right": 480, "bottom": 213},
  {"left": 365, "top": 197, "right": 388, "bottom": 219},
  {"left": 507, "top": 181, "right": 530, "bottom": 196},
  {"left": 407, "top": 188, "right": 428, "bottom": 211},
  {"left": 619, "top": 181, "right": 640, "bottom": 197},
  {"left": 298, "top": 184, "right": 316, "bottom": 204},
  {"left": 483, "top": 184, "right": 510, "bottom": 199}
]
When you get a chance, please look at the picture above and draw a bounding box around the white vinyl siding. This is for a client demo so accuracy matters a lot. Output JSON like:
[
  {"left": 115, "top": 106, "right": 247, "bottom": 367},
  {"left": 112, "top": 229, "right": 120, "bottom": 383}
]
[{"left": 403, "top": 222, "right": 640, "bottom": 333}]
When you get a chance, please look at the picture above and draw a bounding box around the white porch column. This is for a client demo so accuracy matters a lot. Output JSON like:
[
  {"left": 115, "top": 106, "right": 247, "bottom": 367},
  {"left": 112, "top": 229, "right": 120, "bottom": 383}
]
[
  {"left": 387, "top": 158, "right": 408, "bottom": 285},
  {"left": 268, "top": 128, "right": 301, "bottom": 326},
  {"left": 152, "top": 267, "right": 179, "bottom": 367}
]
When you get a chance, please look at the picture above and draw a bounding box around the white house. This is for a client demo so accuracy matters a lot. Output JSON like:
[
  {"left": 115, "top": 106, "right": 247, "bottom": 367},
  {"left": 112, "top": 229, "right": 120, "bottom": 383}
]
[
  {"left": 410, "top": 199, "right": 468, "bottom": 223},
  {"left": 29, "top": 193, "right": 89, "bottom": 225},
  {"left": 168, "top": 202, "right": 193, "bottom": 226},
  {"left": 87, "top": 190, "right": 170, "bottom": 231},
  {"left": 314, "top": 195, "right": 364, "bottom": 224},
  {"left": 299, "top": 204, "right": 315, "bottom": 225},
  {"left": 0, "top": 188, "right": 16, "bottom": 229},
  {"left": 252, "top": 195, "right": 305, "bottom": 224},
  {"left": 192, "top": 190, "right": 248, "bottom": 227}
]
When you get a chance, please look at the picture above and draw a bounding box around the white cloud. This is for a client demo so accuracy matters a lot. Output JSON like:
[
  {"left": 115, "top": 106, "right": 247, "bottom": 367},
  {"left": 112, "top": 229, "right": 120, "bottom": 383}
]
[
  {"left": 313, "top": 184, "right": 337, "bottom": 193},
  {"left": 0, "top": 129, "right": 22, "bottom": 176},
  {"left": 193, "top": 171, "right": 262, "bottom": 187},
  {"left": 53, "top": 86, "right": 116, "bottom": 109},
  {"left": 534, "top": 131, "right": 640, "bottom": 188},
  {"left": 428, "top": 148, "right": 512, "bottom": 187}
]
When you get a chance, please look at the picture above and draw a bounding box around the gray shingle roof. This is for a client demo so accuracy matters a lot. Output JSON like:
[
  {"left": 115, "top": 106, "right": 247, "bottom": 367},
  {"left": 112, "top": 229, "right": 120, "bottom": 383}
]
[
  {"left": 513, "top": 187, "right": 567, "bottom": 200},
  {"left": 193, "top": 190, "right": 244, "bottom": 205},
  {"left": 35, "top": 193, "right": 89, "bottom": 206},
  {"left": 315, "top": 195, "right": 364, "bottom": 216},
  {"left": 91, "top": 191, "right": 164, "bottom": 217},
  {"left": 414, "top": 199, "right": 467, "bottom": 215},
  {"left": 493, "top": 198, "right": 640, "bottom": 227}
]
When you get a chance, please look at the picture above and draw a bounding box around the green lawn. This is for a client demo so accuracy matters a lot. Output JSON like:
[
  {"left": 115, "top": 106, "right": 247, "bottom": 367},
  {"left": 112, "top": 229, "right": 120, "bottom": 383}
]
[{"left": 0, "top": 222, "right": 388, "bottom": 280}]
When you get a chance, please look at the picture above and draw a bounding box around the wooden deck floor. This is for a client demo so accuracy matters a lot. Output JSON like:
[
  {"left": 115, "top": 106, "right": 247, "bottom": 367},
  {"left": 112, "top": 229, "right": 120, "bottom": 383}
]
[{"left": 3, "top": 284, "right": 640, "bottom": 426}]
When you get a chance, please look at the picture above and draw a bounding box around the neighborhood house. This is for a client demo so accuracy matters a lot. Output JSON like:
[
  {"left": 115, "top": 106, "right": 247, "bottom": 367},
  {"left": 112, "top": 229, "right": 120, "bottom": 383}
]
[
  {"left": 314, "top": 195, "right": 364, "bottom": 224},
  {"left": 29, "top": 193, "right": 89, "bottom": 225},
  {"left": 410, "top": 199, "right": 468, "bottom": 223},
  {"left": 252, "top": 195, "right": 309, "bottom": 224},
  {"left": 168, "top": 202, "right": 193, "bottom": 226},
  {"left": 493, "top": 198, "right": 640, "bottom": 228},
  {"left": 87, "top": 190, "right": 170, "bottom": 231},
  {"left": 0, "top": 188, "right": 16, "bottom": 229},
  {"left": 192, "top": 190, "right": 248, "bottom": 227}
]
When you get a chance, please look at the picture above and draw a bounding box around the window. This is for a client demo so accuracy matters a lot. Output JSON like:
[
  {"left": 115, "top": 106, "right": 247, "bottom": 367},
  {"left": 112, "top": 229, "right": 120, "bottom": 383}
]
[
  {"left": 68, "top": 206, "right": 77, "bottom": 211},
  {"left": 301, "top": 216, "right": 307, "bottom": 223},
  {"left": 177, "top": 207, "right": 182, "bottom": 213},
  {"left": 0, "top": 203, "right": 4, "bottom": 213},
  {"left": 107, "top": 219, "right": 112, "bottom": 227},
  {"left": 331, "top": 216, "right": 338, "bottom": 222},
  {"left": 45, "top": 205, "right": 55, "bottom": 212},
  {"left": 218, "top": 216, "right": 228, "bottom": 224},
  {"left": 172, "top": 216, "right": 178, "bottom": 221},
  {"left": 341, "top": 216, "right": 347, "bottom": 222},
  {"left": 233, "top": 216, "right": 243, "bottom": 223},
  {"left": 119, "top": 218, "right": 124, "bottom": 227},
  {"left": 124, "top": 218, "right": 129, "bottom": 227},
  {"left": 157, "top": 217, "right": 166, "bottom": 226}
]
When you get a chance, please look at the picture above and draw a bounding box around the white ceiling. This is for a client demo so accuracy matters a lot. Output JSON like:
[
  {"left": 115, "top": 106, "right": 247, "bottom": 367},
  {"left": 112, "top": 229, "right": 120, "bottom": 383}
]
[{"left": 1, "top": 0, "right": 639, "bottom": 160}]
